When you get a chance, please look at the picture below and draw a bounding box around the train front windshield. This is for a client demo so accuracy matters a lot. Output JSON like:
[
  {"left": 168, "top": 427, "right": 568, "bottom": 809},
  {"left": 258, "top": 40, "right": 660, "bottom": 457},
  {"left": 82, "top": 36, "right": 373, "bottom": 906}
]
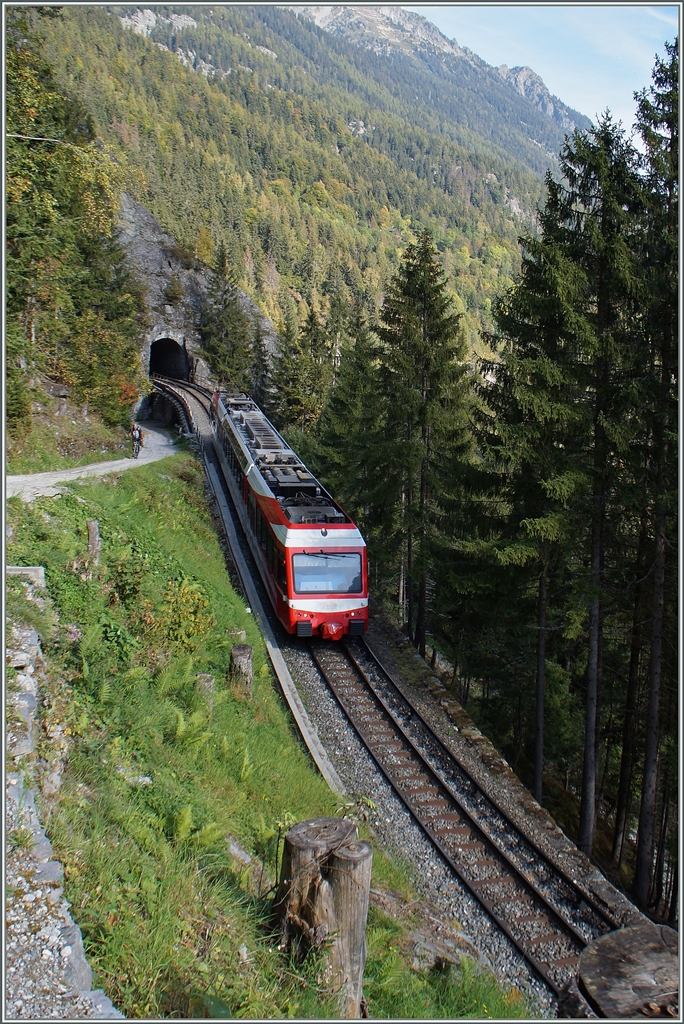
[{"left": 292, "top": 552, "right": 362, "bottom": 594}]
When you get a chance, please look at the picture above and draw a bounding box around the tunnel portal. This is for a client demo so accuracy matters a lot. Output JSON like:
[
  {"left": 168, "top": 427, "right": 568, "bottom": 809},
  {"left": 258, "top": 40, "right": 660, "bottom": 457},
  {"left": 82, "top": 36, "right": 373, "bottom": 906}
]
[{"left": 149, "top": 337, "right": 190, "bottom": 381}]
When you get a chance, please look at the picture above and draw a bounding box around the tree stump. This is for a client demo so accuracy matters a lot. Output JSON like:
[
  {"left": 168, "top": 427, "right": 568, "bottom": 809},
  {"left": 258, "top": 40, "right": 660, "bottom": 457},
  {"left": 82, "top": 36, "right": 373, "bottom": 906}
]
[
  {"left": 229, "top": 644, "right": 253, "bottom": 698},
  {"left": 578, "top": 922, "right": 678, "bottom": 1018},
  {"left": 86, "top": 520, "right": 101, "bottom": 566},
  {"left": 196, "top": 673, "right": 215, "bottom": 713},
  {"left": 274, "top": 817, "right": 373, "bottom": 1018}
]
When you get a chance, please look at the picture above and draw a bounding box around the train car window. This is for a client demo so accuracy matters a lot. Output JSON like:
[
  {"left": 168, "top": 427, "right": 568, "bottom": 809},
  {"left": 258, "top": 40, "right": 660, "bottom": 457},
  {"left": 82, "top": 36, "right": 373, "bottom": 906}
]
[
  {"left": 292, "top": 552, "right": 362, "bottom": 594},
  {"left": 277, "top": 549, "right": 287, "bottom": 590},
  {"left": 266, "top": 533, "right": 274, "bottom": 568},
  {"left": 257, "top": 510, "right": 268, "bottom": 551}
]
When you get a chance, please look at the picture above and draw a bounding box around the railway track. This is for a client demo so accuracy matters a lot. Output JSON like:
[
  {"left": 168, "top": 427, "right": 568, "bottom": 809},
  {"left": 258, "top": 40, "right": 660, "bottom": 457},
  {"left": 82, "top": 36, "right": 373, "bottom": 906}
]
[
  {"left": 148, "top": 375, "right": 622, "bottom": 1001},
  {"left": 309, "top": 639, "right": 620, "bottom": 996}
]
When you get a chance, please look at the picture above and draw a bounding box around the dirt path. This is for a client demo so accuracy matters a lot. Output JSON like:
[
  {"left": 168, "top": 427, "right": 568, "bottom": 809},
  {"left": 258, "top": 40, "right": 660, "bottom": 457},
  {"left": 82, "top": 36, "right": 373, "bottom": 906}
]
[{"left": 7, "top": 425, "right": 178, "bottom": 501}]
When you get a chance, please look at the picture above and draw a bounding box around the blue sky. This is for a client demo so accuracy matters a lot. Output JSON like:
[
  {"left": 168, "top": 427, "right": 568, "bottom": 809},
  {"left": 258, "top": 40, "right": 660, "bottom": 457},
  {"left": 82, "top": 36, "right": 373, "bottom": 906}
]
[{"left": 401, "top": 4, "right": 679, "bottom": 132}]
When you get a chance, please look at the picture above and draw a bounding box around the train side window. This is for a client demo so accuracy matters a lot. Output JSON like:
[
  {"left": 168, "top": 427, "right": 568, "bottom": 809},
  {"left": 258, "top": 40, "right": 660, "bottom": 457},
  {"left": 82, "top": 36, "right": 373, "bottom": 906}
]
[
  {"left": 266, "top": 532, "right": 274, "bottom": 568},
  {"left": 277, "top": 548, "right": 287, "bottom": 590},
  {"left": 257, "top": 510, "right": 268, "bottom": 551}
]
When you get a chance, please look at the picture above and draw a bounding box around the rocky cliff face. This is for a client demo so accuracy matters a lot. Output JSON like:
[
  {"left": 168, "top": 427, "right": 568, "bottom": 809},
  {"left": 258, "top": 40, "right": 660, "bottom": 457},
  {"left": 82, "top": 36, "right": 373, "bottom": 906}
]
[
  {"left": 117, "top": 193, "right": 279, "bottom": 391},
  {"left": 288, "top": 4, "right": 588, "bottom": 132},
  {"left": 288, "top": 5, "right": 466, "bottom": 57},
  {"left": 497, "top": 65, "right": 581, "bottom": 132}
]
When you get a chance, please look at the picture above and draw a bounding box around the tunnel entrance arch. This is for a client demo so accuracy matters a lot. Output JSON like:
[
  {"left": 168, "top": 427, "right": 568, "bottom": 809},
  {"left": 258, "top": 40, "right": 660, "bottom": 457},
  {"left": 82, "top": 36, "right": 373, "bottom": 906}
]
[{"left": 149, "top": 337, "right": 190, "bottom": 381}]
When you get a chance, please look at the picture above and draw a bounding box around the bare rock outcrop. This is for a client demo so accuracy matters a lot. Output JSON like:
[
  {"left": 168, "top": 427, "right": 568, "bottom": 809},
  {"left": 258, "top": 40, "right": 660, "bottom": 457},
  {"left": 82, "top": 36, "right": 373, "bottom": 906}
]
[{"left": 117, "top": 193, "right": 279, "bottom": 395}]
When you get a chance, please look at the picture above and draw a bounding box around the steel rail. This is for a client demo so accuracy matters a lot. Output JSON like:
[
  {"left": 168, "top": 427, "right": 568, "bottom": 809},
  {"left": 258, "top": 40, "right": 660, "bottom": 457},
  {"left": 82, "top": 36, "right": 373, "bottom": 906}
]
[
  {"left": 352, "top": 637, "right": 621, "bottom": 931},
  {"left": 309, "top": 641, "right": 615, "bottom": 997}
]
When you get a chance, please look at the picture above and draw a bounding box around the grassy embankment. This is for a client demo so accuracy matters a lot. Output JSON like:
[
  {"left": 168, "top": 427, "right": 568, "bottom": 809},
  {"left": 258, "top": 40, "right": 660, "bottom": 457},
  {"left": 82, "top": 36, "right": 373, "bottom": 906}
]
[{"left": 6, "top": 449, "right": 529, "bottom": 1019}]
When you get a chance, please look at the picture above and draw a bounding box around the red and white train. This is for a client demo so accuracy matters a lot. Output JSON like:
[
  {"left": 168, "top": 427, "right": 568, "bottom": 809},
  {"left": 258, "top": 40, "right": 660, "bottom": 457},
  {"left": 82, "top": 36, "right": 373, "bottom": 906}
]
[{"left": 210, "top": 391, "right": 368, "bottom": 639}]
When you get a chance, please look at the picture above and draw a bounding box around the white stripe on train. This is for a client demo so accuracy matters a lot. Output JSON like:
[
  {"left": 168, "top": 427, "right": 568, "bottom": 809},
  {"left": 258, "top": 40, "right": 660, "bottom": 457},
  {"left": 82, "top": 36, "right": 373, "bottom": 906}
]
[{"left": 288, "top": 598, "right": 369, "bottom": 612}]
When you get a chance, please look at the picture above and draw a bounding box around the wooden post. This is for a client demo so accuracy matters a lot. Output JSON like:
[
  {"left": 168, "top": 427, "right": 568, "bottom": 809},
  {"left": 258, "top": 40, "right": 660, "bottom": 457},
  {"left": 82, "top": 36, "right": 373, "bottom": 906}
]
[
  {"left": 86, "top": 520, "right": 101, "bottom": 565},
  {"left": 229, "top": 644, "right": 253, "bottom": 698},
  {"left": 196, "top": 673, "right": 215, "bottom": 714},
  {"left": 327, "top": 838, "right": 373, "bottom": 1017},
  {"left": 275, "top": 818, "right": 372, "bottom": 1018}
]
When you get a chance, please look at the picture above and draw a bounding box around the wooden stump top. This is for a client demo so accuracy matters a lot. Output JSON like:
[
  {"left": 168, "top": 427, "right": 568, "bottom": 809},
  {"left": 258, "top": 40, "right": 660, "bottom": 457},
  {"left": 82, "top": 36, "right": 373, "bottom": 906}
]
[
  {"left": 579, "top": 923, "right": 678, "bottom": 1018},
  {"left": 286, "top": 817, "right": 357, "bottom": 855}
]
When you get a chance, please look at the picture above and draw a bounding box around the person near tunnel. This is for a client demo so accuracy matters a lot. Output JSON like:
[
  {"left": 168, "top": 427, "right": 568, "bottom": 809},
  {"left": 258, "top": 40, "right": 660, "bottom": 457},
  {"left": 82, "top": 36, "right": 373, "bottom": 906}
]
[{"left": 129, "top": 423, "right": 143, "bottom": 458}]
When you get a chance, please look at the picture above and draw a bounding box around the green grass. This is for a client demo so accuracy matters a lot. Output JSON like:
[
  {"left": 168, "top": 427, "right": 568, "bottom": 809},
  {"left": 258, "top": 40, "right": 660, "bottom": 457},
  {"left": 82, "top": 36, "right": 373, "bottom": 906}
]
[{"left": 6, "top": 452, "right": 532, "bottom": 1018}]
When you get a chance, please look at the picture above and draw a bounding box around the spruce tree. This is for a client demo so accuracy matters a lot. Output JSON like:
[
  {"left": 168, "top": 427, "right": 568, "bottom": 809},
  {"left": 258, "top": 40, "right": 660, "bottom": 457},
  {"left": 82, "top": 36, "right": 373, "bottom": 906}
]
[
  {"left": 480, "top": 114, "right": 646, "bottom": 822},
  {"left": 376, "top": 230, "right": 472, "bottom": 656},
  {"left": 272, "top": 304, "right": 333, "bottom": 431},
  {"left": 479, "top": 216, "right": 588, "bottom": 804},
  {"left": 201, "top": 241, "right": 252, "bottom": 390},
  {"left": 632, "top": 39, "right": 678, "bottom": 908},
  {"left": 250, "top": 317, "right": 273, "bottom": 413},
  {"left": 315, "top": 302, "right": 389, "bottom": 559}
]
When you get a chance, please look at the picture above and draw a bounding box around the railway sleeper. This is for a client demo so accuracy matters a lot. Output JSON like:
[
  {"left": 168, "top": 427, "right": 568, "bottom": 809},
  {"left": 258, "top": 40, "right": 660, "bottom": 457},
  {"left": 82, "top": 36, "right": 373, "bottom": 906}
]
[
  {"left": 550, "top": 954, "right": 580, "bottom": 970},
  {"left": 403, "top": 785, "right": 440, "bottom": 797},
  {"left": 528, "top": 931, "right": 564, "bottom": 948},
  {"left": 469, "top": 874, "right": 518, "bottom": 890},
  {"left": 516, "top": 911, "right": 550, "bottom": 924},
  {"left": 432, "top": 825, "right": 470, "bottom": 839},
  {"left": 471, "top": 857, "right": 500, "bottom": 869}
]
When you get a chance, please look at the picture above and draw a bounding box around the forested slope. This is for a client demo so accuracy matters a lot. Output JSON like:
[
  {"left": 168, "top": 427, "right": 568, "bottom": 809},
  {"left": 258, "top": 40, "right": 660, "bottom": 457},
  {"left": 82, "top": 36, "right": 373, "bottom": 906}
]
[
  {"left": 6, "top": 7, "right": 147, "bottom": 441},
  {"left": 38, "top": 3, "right": 564, "bottom": 350}
]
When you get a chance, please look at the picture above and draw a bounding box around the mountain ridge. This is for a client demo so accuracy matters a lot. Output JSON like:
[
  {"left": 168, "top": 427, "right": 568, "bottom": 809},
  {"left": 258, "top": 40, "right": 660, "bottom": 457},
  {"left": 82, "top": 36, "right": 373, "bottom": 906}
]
[{"left": 286, "top": 5, "right": 590, "bottom": 133}]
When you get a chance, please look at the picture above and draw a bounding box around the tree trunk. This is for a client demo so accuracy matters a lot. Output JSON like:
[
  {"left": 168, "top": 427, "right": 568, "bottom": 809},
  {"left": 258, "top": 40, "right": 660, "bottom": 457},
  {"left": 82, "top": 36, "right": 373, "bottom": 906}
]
[
  {"left": 612, "top": 522, "right": 648, "bottom": 867},
  {"left": 534, "top": 569, "right": 547, "bottom": 805},
  {"left": 416, "top": 569, "right": 427, "bottom": 659},
  {"left": 578, "top": 489, "right": 604, "bottom": 856},
  {"left": 650, "top": 781, "right": 669, "bottom": 914},
  {"left": 406, "top": 471, "right": 414, "bottom": 644},
  {"left": 274, "top": 818, "right": 372, "bottom": 1018},
  {"left": 634, "top": 469, "right": 667, "bottom": 905},
  {"left": 415, "top": 439, "right": 429, "bottom": 658},
  {"left": 666, "top": 865, "right": 678, "bottom": 926}
]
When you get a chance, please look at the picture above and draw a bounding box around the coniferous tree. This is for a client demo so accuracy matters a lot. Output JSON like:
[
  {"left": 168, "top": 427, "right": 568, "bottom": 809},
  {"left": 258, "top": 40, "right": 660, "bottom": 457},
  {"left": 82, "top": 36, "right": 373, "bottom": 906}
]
[
  {"left": 376, "top": 230, "right": 472, "bottom": 656},
  {"left": 201, "top": 241, "right": 252, "bottom": 389},
  {"left": 559, "top": 118, "right": 644, "bottom": 858},
  {"left": 272, "top": 304, "right": 333, "bottom": 431},
  {"left": 250, "top": 317, "right": 273, "bottom": 412},
  {"left": 315, "top": 302, "right": 389, "bottom": 560},
  {"left": 479, "top": 209, "right": 589, "bottom": 803},
  {"left": 632, "top": 39, "right": 678, "bottom": 908}
]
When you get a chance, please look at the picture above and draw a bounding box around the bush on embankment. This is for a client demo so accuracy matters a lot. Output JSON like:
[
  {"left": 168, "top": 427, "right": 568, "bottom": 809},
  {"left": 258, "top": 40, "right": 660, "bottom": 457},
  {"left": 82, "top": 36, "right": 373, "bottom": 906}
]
[{"left": 6, "top": 451, "right": 529, "bottom": 1019}]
